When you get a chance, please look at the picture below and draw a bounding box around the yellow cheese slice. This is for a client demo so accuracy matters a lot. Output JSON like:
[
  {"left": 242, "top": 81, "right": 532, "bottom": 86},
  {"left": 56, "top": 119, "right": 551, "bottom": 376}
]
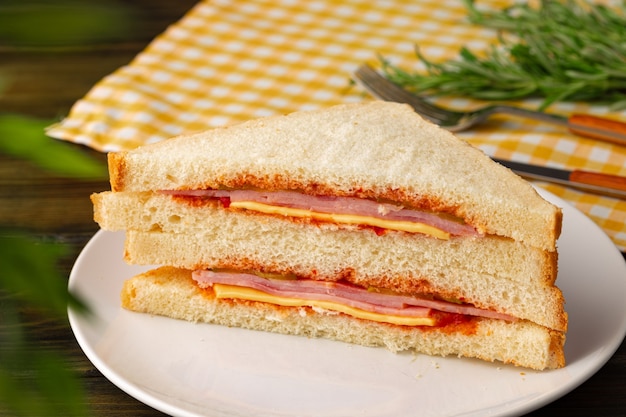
[
  {"left": 213, "top": 283, "right": 436, "bottom": 326},
  {"left": 229, "top": 201, "right": 450, "bottom": 240}
]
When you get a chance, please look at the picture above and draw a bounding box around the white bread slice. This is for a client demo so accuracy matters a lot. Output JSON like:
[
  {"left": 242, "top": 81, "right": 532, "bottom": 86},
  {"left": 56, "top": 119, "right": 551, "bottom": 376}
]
[
  {"left": 107, "top": 102, "right": 562, "bottom": 251},
  {"left": 92, "top": 190, "right": 558, "bottom": 287},
  {"left": 122, "top": 230, "right": 566, "bottom": 332},
  {"left": 120, "top": 266, "right": 566, "bottom": 370}
]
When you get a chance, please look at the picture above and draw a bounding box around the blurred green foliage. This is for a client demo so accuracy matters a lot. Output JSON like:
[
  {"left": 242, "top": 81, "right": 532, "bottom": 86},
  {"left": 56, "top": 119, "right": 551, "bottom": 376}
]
[
  {"left": 1, "top": 235, "right": 90, "bottom": 417},
  {"left": 0, "top": 0, "right": 132, "bottom": 415},
  {"left": 0, "top": 0, "right": 132, "bottom": 47},
  {"left": 0, "top": 114, "right": 107, "bottom": 179},
  {"left": 1, "top": 234, "right": 90, "bottom": 317}
]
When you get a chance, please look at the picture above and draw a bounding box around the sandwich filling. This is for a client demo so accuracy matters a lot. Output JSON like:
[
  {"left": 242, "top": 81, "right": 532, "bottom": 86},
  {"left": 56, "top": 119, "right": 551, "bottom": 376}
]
[
  {"left": 192, "top": 269, "right": 517, "bottom": 327},
  {"left": 162, "top": 189, "right": 480, "bottom": 239}
]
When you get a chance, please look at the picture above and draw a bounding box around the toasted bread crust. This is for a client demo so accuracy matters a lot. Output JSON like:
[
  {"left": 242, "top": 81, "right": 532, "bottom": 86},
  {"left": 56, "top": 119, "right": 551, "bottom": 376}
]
[{"left": 108, "top": 152, "right": 126, "bottom": 192}]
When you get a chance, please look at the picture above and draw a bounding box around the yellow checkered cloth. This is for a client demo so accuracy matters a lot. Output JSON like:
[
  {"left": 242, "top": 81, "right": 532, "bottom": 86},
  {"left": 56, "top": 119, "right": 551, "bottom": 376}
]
[{"left": 47, "top": 0, "right": 626, "bottom": 252}]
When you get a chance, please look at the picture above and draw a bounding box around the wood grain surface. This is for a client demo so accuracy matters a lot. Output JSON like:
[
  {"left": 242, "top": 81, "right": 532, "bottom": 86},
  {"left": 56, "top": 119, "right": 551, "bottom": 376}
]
[{"left": 0, "top": 1, "right": 624, "bottom": 416}]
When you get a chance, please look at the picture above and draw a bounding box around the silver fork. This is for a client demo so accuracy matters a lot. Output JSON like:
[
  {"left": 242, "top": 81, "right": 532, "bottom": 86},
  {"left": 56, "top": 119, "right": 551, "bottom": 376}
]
[{"left": 353, "top": 64, "right": 626, "bottom": 147}]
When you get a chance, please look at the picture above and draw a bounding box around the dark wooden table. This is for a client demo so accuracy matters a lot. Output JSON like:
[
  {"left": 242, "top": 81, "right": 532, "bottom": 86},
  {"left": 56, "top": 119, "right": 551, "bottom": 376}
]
[{"left": 1, "top": 1, "right": 624, "bottom": 415}]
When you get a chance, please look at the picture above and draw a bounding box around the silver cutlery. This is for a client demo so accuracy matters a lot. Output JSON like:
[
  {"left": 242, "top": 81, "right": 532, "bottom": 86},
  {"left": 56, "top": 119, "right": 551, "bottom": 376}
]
[{"left": 353, "top": 64, "right": 626, "bottom": 147}]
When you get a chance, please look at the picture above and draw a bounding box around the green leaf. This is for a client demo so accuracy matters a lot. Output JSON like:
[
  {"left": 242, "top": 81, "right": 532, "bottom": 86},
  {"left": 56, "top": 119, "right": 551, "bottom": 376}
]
[
  {"left": 0, "top": 232, "right": 89, "bottom": 318},
  {"left": 0, "top": 114, "right": 106, "bottom": 179}
]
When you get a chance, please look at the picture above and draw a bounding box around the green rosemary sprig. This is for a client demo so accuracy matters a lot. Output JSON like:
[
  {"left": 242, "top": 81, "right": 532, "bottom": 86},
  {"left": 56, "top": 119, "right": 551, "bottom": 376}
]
[{"left": 381, "top": 0, "right": 626, "bottom": 110}]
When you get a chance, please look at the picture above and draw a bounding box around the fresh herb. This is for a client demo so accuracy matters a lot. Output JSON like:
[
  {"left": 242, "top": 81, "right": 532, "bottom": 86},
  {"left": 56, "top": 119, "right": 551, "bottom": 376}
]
[{"left": 381, "top": 0, "right": 626, "bottom": 110}]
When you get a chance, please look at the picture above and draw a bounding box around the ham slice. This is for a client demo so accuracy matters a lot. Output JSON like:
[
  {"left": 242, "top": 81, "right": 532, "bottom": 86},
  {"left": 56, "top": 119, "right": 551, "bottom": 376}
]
[
  {"left": 192, "top": 270, "right": 516, "bottom": 322},
  {"left": 162, "top": 189, "right": 479, "bottom": 237}
]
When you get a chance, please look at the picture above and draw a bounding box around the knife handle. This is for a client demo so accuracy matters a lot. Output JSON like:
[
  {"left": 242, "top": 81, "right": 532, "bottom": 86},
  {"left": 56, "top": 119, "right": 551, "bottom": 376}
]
[
  {"left": 571, "top": 170, "right": 626, "bottom": 192},
  {"left": 568, "top": 114, "right": 626, "bottom": 146}
]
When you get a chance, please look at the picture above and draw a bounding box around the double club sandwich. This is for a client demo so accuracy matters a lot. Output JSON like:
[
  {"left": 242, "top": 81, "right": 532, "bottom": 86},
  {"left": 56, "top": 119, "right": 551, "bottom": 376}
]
[{"left": 92, "top": 102, "right": 567, "bottom": 370}]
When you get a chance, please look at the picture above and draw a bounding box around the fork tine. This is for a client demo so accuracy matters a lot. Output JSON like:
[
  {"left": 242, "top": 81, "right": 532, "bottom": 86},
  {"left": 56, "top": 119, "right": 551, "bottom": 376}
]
[
  {"left": 353, "top": 65, "right": 415, "bottom": 103},
  {"left": 353, "top": 64, "right": 451, "bottom": 123},
  {"left": 354, "top": 64, "right": 625, "bottom": 143}
]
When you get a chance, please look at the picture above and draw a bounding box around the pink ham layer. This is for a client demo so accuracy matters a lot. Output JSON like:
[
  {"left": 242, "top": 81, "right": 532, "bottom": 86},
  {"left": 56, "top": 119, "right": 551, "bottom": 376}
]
[
  {"left": 192, "top": 270, "right": 516, "bottom": 322},
  {"left": 162, "top": 189, "right": 479, "bottom": 237}
]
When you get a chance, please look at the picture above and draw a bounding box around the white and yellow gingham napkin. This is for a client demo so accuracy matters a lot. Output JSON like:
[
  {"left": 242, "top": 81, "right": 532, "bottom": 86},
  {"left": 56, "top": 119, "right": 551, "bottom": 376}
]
[{"left": 46, "top": 0, "right": 626, "bottom": 251}]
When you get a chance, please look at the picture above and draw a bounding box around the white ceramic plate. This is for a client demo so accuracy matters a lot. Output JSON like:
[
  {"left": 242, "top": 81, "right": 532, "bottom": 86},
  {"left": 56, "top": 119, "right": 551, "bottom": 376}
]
[{"left": 69, "top": 190, "right": 626, "bottom": 417}]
